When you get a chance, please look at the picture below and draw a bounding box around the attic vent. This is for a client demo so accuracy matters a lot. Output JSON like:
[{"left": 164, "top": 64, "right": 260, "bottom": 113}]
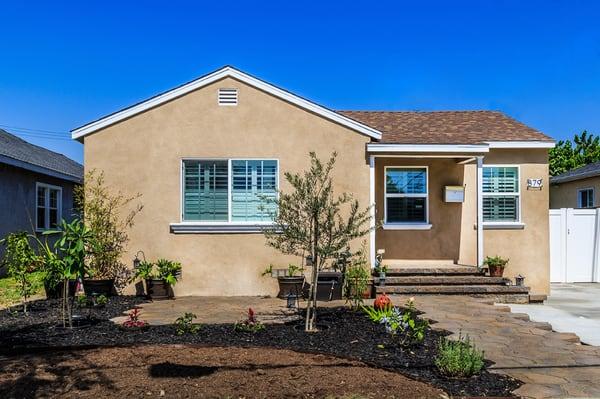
[{"left": 218, "top": 88, "right": 238, "bottom": 106}]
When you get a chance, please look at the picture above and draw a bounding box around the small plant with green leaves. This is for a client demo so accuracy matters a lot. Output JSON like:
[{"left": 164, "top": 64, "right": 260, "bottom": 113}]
[
  {"left": 344, "top": 244, "right": 370, "bottom": 309},
  {"left": 93, "top": 294, "right": 108, "bottom": 307},
  {"left": 234, "top": 308, "right": 265, "bottom": 333},
  {"left": 285, "top": 263, "right": 303, "bottom": 277},
  {"left": 135, "top": 260, "right": 155, "bottom": 280},
  {"left": 435, "top": 333, "right": 485, "bottom": 378},
  {"left": 362, "top": 298, "right": 429, "bottom": 347},
  {"left": 155, "top": 259, "right": 182, "bottom": 285},
  {"left": 361, "top": 304, "right": 395, "bottom": 323},
  {"left": 261, "top": 264, "right": 273, "bottom": 277},
  {"left": 76, "top": 295, "right": 90, "bottom": 308},
  {"left": 174, "top": 312, "right": 202, "bottom": 335},
  {"left": 0, "top": 232, "right": 42, "bottom": 314}
]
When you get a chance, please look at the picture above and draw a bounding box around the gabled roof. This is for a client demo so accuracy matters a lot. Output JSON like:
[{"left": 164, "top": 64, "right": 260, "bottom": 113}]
[
  {"left": 550, "top": 161, "right": 600, "bottom": 184},
  {"left": 338, "top": 110, "right": 554, "bottom": 145},
  {"left": 71, "top": 66, "right": 383, "bottom": 141},
  {"left": 0, "top": 129, "right": 83, "bottom": 183}
]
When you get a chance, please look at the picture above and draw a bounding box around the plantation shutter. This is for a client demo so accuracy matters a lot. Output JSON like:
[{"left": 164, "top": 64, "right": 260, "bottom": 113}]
[
  {"left": 183, "top": 160, "right": 228, "bottom": 221},
  {"left": 482, "top": 166, "right": 519, "bottom": 222},
  {"left": 231, "top": 160, "right": 277, "bottom": 221}
]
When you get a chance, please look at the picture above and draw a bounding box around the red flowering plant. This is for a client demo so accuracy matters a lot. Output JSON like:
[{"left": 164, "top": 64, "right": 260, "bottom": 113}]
[
  {"left": 234, "top": 307, "right": 265, "bottom": 333},
  {"left": 121, "top": 307, "right": 149, "bottom": 330}
]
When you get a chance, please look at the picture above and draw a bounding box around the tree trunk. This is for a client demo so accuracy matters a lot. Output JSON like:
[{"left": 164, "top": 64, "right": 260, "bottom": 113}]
[{"left": 305, "top": 214, "right": 319, "bottom": 332}]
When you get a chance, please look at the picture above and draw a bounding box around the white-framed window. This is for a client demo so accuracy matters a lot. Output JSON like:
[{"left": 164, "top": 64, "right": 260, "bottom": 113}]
[
  {"left": 384, "top": 167, "right": 428, "bottom": 224},
  {"left": 181, "top": 159, "right": 278, "bottom": 223},
  {"left": 482, "top": 166, "right": 520, "bottom": 223},
  {"left": 36, "top": 182, "right": 62, "bottom": 231},
  {"left": 578, "top": 188, "right": 595, "bottom": 208}
]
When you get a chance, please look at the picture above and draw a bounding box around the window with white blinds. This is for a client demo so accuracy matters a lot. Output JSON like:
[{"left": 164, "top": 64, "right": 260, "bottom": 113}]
[
  {"left": 36, "top": 183, "right": 62, "bottom": 231},
  {"left": 384, "top": 167, "right": 428, "bottom": 223},
  {"left": 182, "top": 159, "right": 278, "bottom": 222},
  {"left": 482, "top": 166, "right": 520, "bottom": 222}
]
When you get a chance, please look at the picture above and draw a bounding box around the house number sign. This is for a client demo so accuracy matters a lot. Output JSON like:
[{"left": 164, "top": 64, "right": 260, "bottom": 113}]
[{"left": 527, "top": 178, "right": 543, "bottom": 189}]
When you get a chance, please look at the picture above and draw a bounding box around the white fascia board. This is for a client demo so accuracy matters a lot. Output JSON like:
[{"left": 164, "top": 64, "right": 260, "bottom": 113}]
[
  {"left": 72, "top": 66, "right": 382, "bottom": 140},
  {"left": 366, "top": 144, "right": 489, "bottom": 153},
  {"left": 486, "top": 141, "right": 555, "bottom": 149}
]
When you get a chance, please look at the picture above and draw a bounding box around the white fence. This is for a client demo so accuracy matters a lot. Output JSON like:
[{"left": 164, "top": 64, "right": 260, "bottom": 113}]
[{"left": 550, "top": 208, "right": 600, "bottom": 283}]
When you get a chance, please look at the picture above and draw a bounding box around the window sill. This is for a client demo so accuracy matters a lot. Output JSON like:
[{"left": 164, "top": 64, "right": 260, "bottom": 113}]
[
  {"left": 382, "top": 223, "right": 432, "bottom": 231},
  {"left": 482, "top": 222, "right": 525, "bottom": 230},
  {"left": 169, "top": 222, "right": 275, "bottom": 234}
]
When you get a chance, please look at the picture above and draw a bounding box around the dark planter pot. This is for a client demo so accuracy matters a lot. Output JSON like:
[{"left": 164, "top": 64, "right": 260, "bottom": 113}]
[
  {"left": 44, "top": 280, "right": 77, "bottom": 299},
  {"left": 83, "top": 279, "right": 115, "bottom": 296},
  {"left": 146, "top": 279, "right": 173, "bottom": 299},
  {"left": 277, "top": 276, "right": 305, "bottom": 299},
  {"left": 316, "top": 271, "right": 343, "bottom": 301},
  {"left": 488, "top": 265, "right": 505, "bottom": 277}
]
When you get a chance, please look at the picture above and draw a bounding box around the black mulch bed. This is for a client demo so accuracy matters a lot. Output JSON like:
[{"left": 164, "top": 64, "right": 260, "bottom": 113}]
[{"left": 0, "top": 296, "right": 521, "bottom": 397}]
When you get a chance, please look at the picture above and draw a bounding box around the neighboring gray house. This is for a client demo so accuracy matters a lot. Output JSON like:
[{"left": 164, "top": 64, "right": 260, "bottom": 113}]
[{"left": 0, "top": 129, "right": 83, "bottom": 248}]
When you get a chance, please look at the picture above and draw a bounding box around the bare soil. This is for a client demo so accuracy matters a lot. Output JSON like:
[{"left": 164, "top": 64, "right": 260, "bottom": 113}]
[{"left": 0, "top": 345, "right": 447, "bottom": 399}]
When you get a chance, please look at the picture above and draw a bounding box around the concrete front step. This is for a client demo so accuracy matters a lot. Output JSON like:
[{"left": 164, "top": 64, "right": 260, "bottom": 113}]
[
  {"left": 384, "top": 267, "right": 483, "bottom": 276},
  {"left": 376, "top": 276, "right": 511, "bottom": 285},
  {"left": 376, "top": 284, "right": 530, "bottom": 295}
]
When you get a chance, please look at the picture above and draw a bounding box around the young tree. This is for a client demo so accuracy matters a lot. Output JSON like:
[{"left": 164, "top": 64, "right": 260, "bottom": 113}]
[
  {"left": 263, "top": 152, "right": 372, "bottom": 331},
  {"left": 0, "top": 232, "right": 41, "bottom": 314},
  {"left": 75, "top": 170, "right": 143, "bottom": 290}
]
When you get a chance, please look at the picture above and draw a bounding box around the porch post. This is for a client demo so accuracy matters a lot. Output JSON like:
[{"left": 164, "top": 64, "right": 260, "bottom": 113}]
[
  {"left": 369, "top": 155, "right": 376, "bottom": 268},
  {"left": 476, "top": 156, "right": 484, "bottom": 267}
]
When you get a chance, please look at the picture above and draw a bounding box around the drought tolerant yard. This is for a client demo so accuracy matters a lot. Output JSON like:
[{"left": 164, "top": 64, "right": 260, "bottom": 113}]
[{"left": 0, "top": 296, "right": 520, "bottom": 398}]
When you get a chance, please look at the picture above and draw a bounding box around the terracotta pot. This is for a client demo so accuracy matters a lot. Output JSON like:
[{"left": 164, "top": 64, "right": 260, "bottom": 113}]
[{"left": 488, "top": 265, "right": 505, "bottom": 277}]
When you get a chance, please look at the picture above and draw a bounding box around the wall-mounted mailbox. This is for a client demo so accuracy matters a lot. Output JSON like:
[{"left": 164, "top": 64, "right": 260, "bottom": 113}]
[{"left": 444, "top": 186, "right": 465, "bottom": 203}]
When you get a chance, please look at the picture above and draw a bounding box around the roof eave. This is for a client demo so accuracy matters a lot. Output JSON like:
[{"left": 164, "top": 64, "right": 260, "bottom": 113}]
[
  {"left": 71, "top": 66, "right": 383, "bottom": 141},
  {"left": 0, "top": 154, "right": 82, "bottom": 183}
]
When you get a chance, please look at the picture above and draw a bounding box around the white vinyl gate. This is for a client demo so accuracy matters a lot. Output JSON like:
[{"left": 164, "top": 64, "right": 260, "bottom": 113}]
[{"left": 549, "top": 208, "right": 600, "bottom": 283}]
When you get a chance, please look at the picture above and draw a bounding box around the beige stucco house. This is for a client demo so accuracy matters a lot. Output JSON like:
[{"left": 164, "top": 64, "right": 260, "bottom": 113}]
[
  {"left": 72, "top": 66, "right": 555, "bottom": 297},
  {"left": 550, "top": 161, "right": 600, "bottom": 209}
]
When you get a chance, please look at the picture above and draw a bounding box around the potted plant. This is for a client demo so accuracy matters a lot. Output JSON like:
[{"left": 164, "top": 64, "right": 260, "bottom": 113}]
[
  {"left": 484, "top": 255, "right": 509, "bottom": 277},
  {"left": 374, "top": 249, "right": 387, "bottom": 286},
  {"left": 144, "top": 258, "right": 182, "bottom": 299},
  {"left": 276, "top": 264, "right": 305, "bottom": 299}
]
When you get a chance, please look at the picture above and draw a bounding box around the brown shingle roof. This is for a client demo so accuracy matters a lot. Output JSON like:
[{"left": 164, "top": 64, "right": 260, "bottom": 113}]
[{"left": 337, "top": 110, "right": 553, "bottom": 144}]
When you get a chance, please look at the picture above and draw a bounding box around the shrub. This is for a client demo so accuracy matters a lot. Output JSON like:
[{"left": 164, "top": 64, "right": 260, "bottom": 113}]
[
  {"left": 174, "top": 312, "right": 202, "bottom": 335},
  {"left": 75, "top": 170, "right": 143, "bottom": 288},
  {"left": 483, "top": 255, "right": 509, "bottom": 269},
  {"left": 0, "top": 232, "right": 42, "bottom": 313},
  {"left": 435, "top": 333, "right": 485, "bottom": 378},
  {"left": 234, "top": 308, "right": 265, "bottom": 333}
]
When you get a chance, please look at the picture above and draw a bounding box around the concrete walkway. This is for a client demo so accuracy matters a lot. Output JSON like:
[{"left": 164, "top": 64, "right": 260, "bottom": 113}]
[
  {"left": 509, "top": 283, "right": 600, "bottom": 346},
  {"left": 403, "top": 295, "right": 600, "bottom": 398}
]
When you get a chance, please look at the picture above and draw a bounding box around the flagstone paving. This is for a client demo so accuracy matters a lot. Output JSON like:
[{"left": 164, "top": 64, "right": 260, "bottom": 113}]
[{"left": 396, "top": 295, "right": 600, "bottom": 399}]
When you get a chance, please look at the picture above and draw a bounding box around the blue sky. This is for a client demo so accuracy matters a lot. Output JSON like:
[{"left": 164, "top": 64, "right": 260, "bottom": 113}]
[{"left": 1, "top": 1, "right": 599, "bottom": 164}]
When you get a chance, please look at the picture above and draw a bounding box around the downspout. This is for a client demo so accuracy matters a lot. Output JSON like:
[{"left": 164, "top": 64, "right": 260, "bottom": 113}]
[{"left": 476, "top": 156, "right": 484, "bottom": 269}]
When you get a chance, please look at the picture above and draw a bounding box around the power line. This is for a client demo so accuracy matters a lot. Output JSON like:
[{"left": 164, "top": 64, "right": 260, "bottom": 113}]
[
  {"left": 0, "top": 124, "right": 69, "bottom": 136},
  {"left": 8, "top": 131, "right": 73, "bottom": 141}
]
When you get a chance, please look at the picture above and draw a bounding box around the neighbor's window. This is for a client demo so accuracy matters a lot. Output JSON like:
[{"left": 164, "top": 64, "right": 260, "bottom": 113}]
[
  {"left": 385, "top": 167, "right": 428, "bottom": 223},
  {"left": 578, "top": 188, "right": 594, "bottom": 208},
  {"left": 183, "top": 159, "right": 278, "bottom": 222},
  {"left": 36, "top": 183, "right": 62, "bottom": 231},
  {"left": 482, "top": 166, "right": 520, "bottom": 222}
]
